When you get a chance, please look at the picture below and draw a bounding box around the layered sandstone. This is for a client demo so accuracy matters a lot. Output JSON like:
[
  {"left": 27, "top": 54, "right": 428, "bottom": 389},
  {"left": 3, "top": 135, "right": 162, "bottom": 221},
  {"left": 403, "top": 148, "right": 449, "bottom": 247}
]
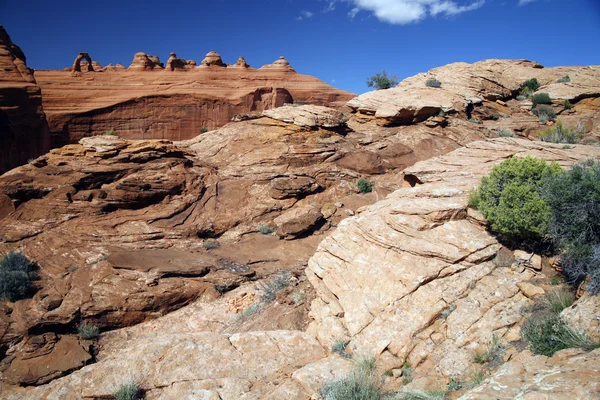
[
  {"left": 0, "top": 25, "right": 50, "bottom": 174},
  {"left": 35, "top": 58, "right": 354, "bottom": 146}
]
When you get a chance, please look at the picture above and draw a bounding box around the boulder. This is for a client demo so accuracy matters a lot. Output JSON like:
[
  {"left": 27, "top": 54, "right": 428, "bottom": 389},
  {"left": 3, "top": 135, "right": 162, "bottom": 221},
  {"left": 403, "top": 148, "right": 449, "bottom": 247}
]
[
  {"left": 263, "top": 105, "right": 349, "bottom": 128},
  {"left": 274, "top": 206, "right": 324, "bottom": 239},
  {"left": 561, "top": 293, "right": 600, "bottom": 342},
  {"left": 200, "top": 51, "right": 225, "bottom": 67},
  {"left": 128, "top": 52, "right": 162, "bottom": 70}
]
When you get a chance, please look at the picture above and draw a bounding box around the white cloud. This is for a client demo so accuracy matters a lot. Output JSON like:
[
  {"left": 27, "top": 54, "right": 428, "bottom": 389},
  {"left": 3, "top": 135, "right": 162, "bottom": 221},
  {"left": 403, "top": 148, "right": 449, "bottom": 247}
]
[
  {"left": 297, "top": 10, "right": 314, "bottom": 20},
  {"left": 518, "top": 0, "right": 537, "bottom": 5},
  {"left": 334, "top": 0, "right": 485, "bottom": 24},
  {"left": 324, "top": 1, "right": 336, "bottom": 11}
]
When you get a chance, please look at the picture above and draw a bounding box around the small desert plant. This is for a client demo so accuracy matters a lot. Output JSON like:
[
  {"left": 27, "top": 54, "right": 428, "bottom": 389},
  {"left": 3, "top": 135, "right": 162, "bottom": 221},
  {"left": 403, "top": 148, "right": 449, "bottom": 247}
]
[
  {"left": 544, "top": 288, "right": 574, "bottom": 314},
  {"left": 467, "top": 188, "right": 481, "bottom": 208},
  {"left": 537, "top": 120, "right": 585, "bottom": 144},
  {"left": 396, "top": 387, "right": 448, "bottom": 400},
  {"left": 497, "top": 128, "right": 515, "bottom": 138},
  {"left": 202, "top": 239, "right": 220, "bottom": 250},
  {"left": 332, "top": 340, "right": 351, "bottom": 358},
  {"left": 291, "top": 290, "right": 304, "bottom": 305},
  {"left": 531, "top": 93, "right": 552, "bottom": 107},
  {"left": 0, "top": 252, "right": 38, "bottom": 302},
  {"left": 551, "top": 276, "right": 563, "bottom": 285},
  {"left": 357, "top": 178, "right": 374, "bottom": 193},
  {"left": 366, "top": 70, "right": 400, "bottom": 90},
  {"left": 259, "top": 225, "right": 273, "bottom": 235},
  {"left": 538, "top": 114, "right": 549, "bottom": 124},
  {"left": 532, "top": 104, "right": 556, "bottom": 122},
  {"left": 401, "top": 360, "right": 413, "bottom": 384},
  {"left": 200, "top": 127, "right": 209, "bottom": 133},
  {"left": 447, "top": 377, "right": 463, "bottom": 391},
  {"left": 426, "top": 78, "right": 442, "bottom": 88},
  {"left": 520, "top": 78, "right": 540, "bottom": 93},
  {"left": 522, "top": 314, "right": 600, "bottom": 356},
  {"left": 564, "top": 100, "right": 572, "bottom": 109},
  {"left": 77, "top": 321, "right": 100, "bottom": 340},
  {"left": 493, "top": 249, "right": 516, "bottom": 268},
  {"left": 257, "top": 272, "right": 290, "bottom": 302},
  {"left": 557, "top": 75, "right": 571, "bottom": 83},
  {"left": 473, "top": 334, "right": 504, "bottom": 364},
  {"left": 320, "top": 355, "right": 382, "bottom": 400},
  {"left": 105, "top": 129, "right": 116, "bottom": 136},
  {"left": 516, "top": 94, "right": 528, "bottom": 101},
  {"left": 466, "top": 369, "right": 485, "bottom": 388},
  {"left": 114, "top": 382, "right": 143, "bottom": 400},
  {"left": 468, "top": 118, "right": 481, "bottom": 124}
]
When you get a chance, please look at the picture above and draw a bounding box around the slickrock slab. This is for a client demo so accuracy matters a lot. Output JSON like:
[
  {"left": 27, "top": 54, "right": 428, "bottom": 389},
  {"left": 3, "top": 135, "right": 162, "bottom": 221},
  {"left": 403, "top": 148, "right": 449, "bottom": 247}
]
[
  {"left": 306, "top": 138, "right": 600, "bottom": 380},
  {"left": 459, "top": 348, "right": 600, "bottom": 400},
  {"left": 263, "top": 105, "right": 349, "bottom": 128}
]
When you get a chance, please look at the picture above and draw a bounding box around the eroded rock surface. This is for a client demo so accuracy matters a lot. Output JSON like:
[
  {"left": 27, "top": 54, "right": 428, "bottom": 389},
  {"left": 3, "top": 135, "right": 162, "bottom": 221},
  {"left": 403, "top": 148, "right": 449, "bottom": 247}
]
[{"left": 306, "top": 138, "right": 600, "bottom": 382}]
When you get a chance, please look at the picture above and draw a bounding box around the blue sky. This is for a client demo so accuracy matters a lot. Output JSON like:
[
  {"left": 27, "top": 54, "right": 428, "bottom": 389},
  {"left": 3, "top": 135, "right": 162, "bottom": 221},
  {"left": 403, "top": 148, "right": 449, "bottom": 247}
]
[{"left": 2, "top": 0, "right": 600, "bottom": 94}]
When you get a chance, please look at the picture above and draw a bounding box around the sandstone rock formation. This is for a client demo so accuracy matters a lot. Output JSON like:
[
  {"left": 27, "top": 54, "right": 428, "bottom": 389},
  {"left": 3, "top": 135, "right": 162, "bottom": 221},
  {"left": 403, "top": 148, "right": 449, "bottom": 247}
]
[
  {"left": 306, "top": 138, "right": 600, "bottom": 382},
  {"left": 231, "top": 56, "right": 250, "bottom": 68},
  {"left": 166, "top": 52, "right": 196, "bottom": 70},
  {"left": 71, "top": 52, "right": 94, "bottom": 72},
  {"left": 263, "top": 104, "right": 349, "bottom": 128},
  {"left": 262, "top": 56, "right": 295, "bottom": 71},
  {"left": 0, "top": 25, "right": 50, "bottom": 174},
  {"left": 127, "top": 52, "right": 163, "bottom": 70},
  {"left": 201, "top": 50, "right": 225, "bottom": 67}
]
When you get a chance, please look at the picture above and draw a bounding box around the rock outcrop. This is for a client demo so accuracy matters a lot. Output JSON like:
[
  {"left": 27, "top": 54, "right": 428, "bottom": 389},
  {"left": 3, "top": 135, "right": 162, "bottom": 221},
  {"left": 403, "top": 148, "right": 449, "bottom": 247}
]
[
  {"left": 0, "top": 25, "right": 50, "bottom": 174},
  {"left": 262, "top": 56, "right": 295, "bottom": 71},
  {"left": 165, "top": 52, "right": 196, "bottom": 70},
  {"left": 231, "top": 56, "right": 250, "bottom": 68},
  {"left": 306, "top": 138, "right": 600, "bottom": 383},
  {"left": 127, "top": 52, "right": 163, "bottom": 70},
  {"left": 71, "top": 52, "right": 94, "bottom": 72},
  {"left": 201, "top": 51, "right": 225, "bottom": 67}
]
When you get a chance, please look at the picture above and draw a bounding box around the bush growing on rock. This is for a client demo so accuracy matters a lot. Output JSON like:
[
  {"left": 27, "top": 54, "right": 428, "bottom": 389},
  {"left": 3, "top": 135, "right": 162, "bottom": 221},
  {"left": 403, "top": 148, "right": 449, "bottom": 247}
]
[
  {"left": 366, "top": 70, "right": 400, "bottom": 90},
  {"left": 320, "top": 355, "right": 382, "bottom": 400},
  {"left": 537, "top": 120, "right": 585, "bottom": 144},
  {"left": 520, "top": 78, "right": 540, "bottom": 93},
  {"left": 357, "top": 178, "right": 373, "bottom": 193},
  {"left": 531, "top": 93, "right": 552, "bottom": 107},
  {"left": 522, "top": 314, "right": 599, "bottom": 356},
  {"left": 541, "top": 160, "right": 600, "bottom": 293},
  {"left": 114, "top": 382, "right": 143, "bottom": 400},
  {"left": 425, "top": 78, "right": 442, "bottom": 88},
  {"left": 77, "top": 321, "right": 100, "bottom": 340},
  {"left": 532, "top": 105, "right": 556, "bottom": 122},
  {"left": 0, "top": 252, "right": 38, "bottom": 302},
  {"left": 497, "top": 128, "right": 515, "bottom": 138},
  {"left": 557, "top": 75, "right": 571, "bottom": 83},
  {"left": 474, "top": 156, "right": 561, "bottom": 244}
]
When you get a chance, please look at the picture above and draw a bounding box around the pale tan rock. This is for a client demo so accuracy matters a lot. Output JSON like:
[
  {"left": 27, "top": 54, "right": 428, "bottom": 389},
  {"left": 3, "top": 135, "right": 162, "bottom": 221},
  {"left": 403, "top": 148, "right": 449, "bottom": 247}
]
[
  {"left": 274, "top": 206, "right": 324, "bottom": 239},
  {"left": 263, "top": 105, "right": 349, "bottom": 128},
  {"left": 561, "top": 293, "right": 600, "bottom": 342},
  {"left": 321, "top": 203, "right": 337, "bottom": 219},
  {"left": 517, "top": 282, "right": 545, "bottom": 298},
  {"left": 291, "top": 356, "right": 354, "bottom": 395},
  {"left": 514, "top": 250, "right": 542, "bottom": 270},
  {"left": 201, "top": 51, "right": 225, "bottom": 67}
]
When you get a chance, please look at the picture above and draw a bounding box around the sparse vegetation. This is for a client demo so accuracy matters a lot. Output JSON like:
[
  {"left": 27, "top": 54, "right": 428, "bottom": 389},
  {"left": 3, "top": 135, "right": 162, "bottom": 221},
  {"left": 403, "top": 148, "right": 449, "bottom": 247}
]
[
  {"left": 357, "top": 178, "right": 374, "bottom": 193},
  {"left": 366, "top": 70, "right": 400, "bottom": 90},
  {"left": 114, "top": 382, "right": 143, "bottom": 400},
  {"left": 259, "top": 225, "right": 273, "bottom": 235},
  {"left": 447, "top": 377, "right": 463, "bottom": 391},
  {"left": 473, "top": 156, "right": 562, "bottom": 244},
  {"left": 522, "top": 314, "right": 599, "bottom": 356},
  {"left": 202, "top": 239, "right": 220, "bottom": 250},
  {"left": 200, "top": 127, "right": 209, "bottom": 133},
  {"left": 320, "top": 355, "right": 382, "bottom": 400},
  {"left": 537, "top": 120, "right": 585, "bottom": 144},
  {"left": 396, "top": 387, "right": 448, "bottom": 400},
  {"left": 544, "top": 288, "right": 575, "bottom": 314},
  {"left": 551, "top": 275, "right": 563, "bottom": 285},
  {"left": 468, "top": 117, "right": 480, "bottom": 124},
  {"left": 425, "top": 78, "right": 442, "bottom": 88},
  {"left": 332, "top": 340, "right": 351, "bottom": 358},
  {"left": 77, "top": 321, "right": 100, "bottom": 340},
  {"left": 0, "top": 252, "right": 38, "bottom": 302},
  {"left": 531, "top": 92, "right": 552, "bottom": 107},
  {"left": 105, "top": 129, "right": 116, "bottom": 136},
  {"left": 532, "top": 104, "right": 556, "bottom": 122},
  {"left": 473, "top": 334, "right": 504, "bottom": 364},
  {"left": 557, "top": 75, "right": 571, "bottom": 83},
  {"left": 497, "top": 128, "right": 515, "bottom": 138},
  {"left": 401, "top": 361, "right": 413, "bottom": 384},
  {"left": 520, "top": 78, "right": 540, "bottom": 94},
  {"left": 564, "top": 99, "right": 572, "bottom": 109},
  {"left": 238, "top": 302, "right": 262, "bottom": 318},
  {"left": 257, "top": 272, "right": 290, "bottom": 302},
  {"left": 466, "top": 369, "right": 485, "bottom": 388}
]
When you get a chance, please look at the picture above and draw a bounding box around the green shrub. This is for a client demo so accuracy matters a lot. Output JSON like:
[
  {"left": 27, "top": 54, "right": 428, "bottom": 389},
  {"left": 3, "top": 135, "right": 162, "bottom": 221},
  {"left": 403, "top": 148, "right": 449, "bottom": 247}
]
[
  {"left": 332, "top": 340, "right": 351, "bottom": 358},
  {"left": 426, "top": 78, "right": 442, "bottom": 88},
  {"left": 105, "top": 129, "right": 116, "bottom": 136},
  {"left": 320, "top": 355, "right": 382, "bottom": 400},
  {"left": 557, "top": 75, "right": 571, "bottom": 83},
  {"left": 466, "top": 369, "right": 485, "bottom": 388},
  {"left": 396, "top": 387, "right": 448, "bottom": 400},
  {"left": 522, "top": 314, "right": 599, "bottom": 356},
  {"left": 357, "top": 178, "right": 374, "bottom": 193},
  {"left": 78, "top": 322, "right": 100, "bottom": 340},
  {"left": 447, "top": 377, "right": 463, "bottom": 391},
  {"left": 541, "top": 160, "right": 600, "bottom": 293},
  {"left": 532, "top": 105, "right": 556, "bottom": 121},
  {"left": 0, "top": 252, "right": 38, "bottom": 302},
  {"left": 473, "top": 334, "right": 504, "bottom": 364},
  {"left": 200, "top": 127, "right": 209, "bottom": 133},
  {"left": 202, "top": 239, "right": 220, "bottom": 250},
  {"left": 475, "top": 157, "right": 562, "bottom": 244},
  {"left": 114, "top": 382, "right": 142, "bottom": 400},
  {"left": 537, "top": 120, "right": 585, "bottom": 144},
  {"left": 497, "top": 128, "right": 515, "bottom": 138},
  {"left": 366, "top": 70, "right": 400, "bottom": 90},
  {"left": 259, "top": 225, "right": 273, "bottom": 235},
  {"left": 531, "top": 93, "right": 552, "bottom": 107},
  {"left": 520, "top": 78, "right": 540, "bottom": 93},
  {"left": 257, "top": 272, "right": 290, "bottom": 302},
  {"left": 564, "top": 100, "right": 572, "bottom": 109}
]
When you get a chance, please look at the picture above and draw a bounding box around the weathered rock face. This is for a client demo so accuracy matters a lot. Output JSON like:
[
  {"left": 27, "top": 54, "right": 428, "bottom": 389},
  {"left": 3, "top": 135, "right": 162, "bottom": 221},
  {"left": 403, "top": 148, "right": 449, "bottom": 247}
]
[
  {"left": 263, "top": 56, "right": 296, "bottom": 72},
  {"left": 0, "top": 25, "right": 50, "bottom": 174},
  {"left": 201, "top": 50, "right": 226, "bottom": 67},
  {"left": 34, "top": 59, "right": 355, "bottom": 146},
  {"left": 127, "top": 52, "right": 163, "bottom": 70},
  {"left": 306, "top": 138, "right": 600, "bottom": 382},
  {"left": 348, "top": 59, "right": 600, "bottom": 130}
]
